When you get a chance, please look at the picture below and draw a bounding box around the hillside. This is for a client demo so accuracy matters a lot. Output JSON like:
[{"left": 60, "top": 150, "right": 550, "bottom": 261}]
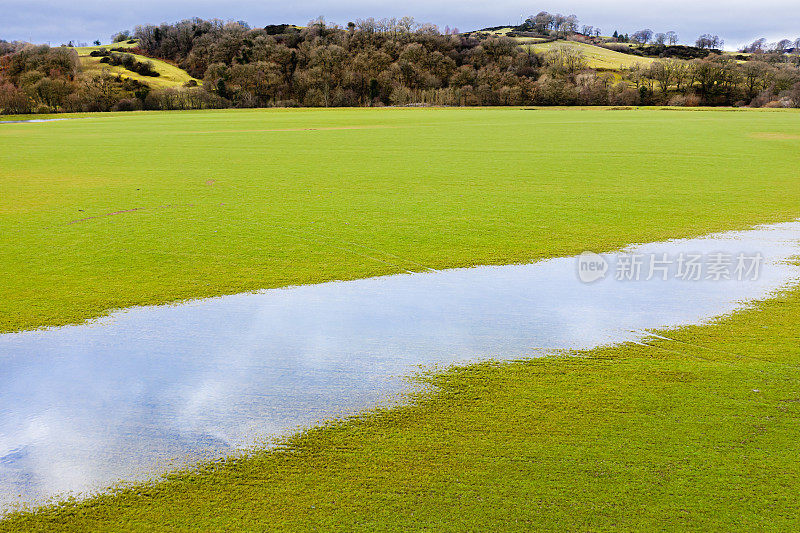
[
  {"left": 526, "top": 40, "right": 656, "bottom": 70},
  {"left": 473, "top": 27, "right": 658, "bottom": 70},
  {"left": 72, "top": 41, "right": 200, "bottom": 89}
]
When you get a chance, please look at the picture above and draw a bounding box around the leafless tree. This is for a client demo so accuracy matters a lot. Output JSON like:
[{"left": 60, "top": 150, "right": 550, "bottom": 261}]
[
  {"left": 696, "top": 34, "right": 723, "bottom": 50},
  {"left": 744, "top": 38, "right": 767, "bottom": 53},
  {"left": 545, "top": 44, "right": 587, "bottom": 77},
  {"left": 530, "top": 12, "right": 554, "bottom": 34},
  {"left": 741, "top": 61, "right": 772, "bottom": 98},
  {"left": 650, "top": 59, "right": 682, "bottom": 93},
  {"left": 632, "top": 29, "right": 654, "bottom": 44},
  {"left": 666, "top": 31, "right": 679, "bottom": 45}
]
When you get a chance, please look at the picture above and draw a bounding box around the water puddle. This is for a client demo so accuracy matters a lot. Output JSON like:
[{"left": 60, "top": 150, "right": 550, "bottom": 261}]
[
  {"left": 1, "top": 221, "right": 800, "bottom": 510},
  {"left": 0, "top": 118, "right": 80, "bottom": 125}
]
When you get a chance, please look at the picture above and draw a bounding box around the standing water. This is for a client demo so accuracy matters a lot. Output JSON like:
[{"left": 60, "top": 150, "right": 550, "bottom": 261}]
[{"left": 1, "top": 221, "right": 800, "bottom": 510}]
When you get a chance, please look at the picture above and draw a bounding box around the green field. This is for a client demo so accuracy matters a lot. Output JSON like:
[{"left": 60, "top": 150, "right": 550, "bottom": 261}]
[
  {"left": 2, "top": 107, "right": 800, "bottom": 334},
  {"left": 2, "top": 107, "right": 800, "bottom": 529}
]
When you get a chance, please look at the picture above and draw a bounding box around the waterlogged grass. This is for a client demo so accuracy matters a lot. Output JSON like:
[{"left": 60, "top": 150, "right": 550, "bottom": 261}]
[
  {"left": 4, "top": 282, "right": 800, "bottom": 530},
  {"left": 2, "top": 107, "right": 800, "bottom": 333}
]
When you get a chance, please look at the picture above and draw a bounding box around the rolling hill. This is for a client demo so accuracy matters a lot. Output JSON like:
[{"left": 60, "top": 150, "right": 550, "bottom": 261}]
[{"left": 72, "top": 41, "right": 201, "bottom": 89}]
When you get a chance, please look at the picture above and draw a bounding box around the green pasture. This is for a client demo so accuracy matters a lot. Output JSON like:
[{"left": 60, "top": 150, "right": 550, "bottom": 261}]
[{"left": 2, "top": 107, "right": 800, "bottom": 334}]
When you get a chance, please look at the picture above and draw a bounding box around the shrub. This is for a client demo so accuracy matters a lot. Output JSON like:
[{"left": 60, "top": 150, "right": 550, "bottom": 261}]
[
  {"left": 144, "top": 87, "right": 227, "bottom": 110},
  {"left": 668, "top": 95, "right": 686, "bottom": 106},
  {"left": 609, "top": 83, "right": 639, "bottom": 106},
  {"left": 112, "top": 98, "right": 141, "bottom": 111},
  {"left": 0, "top": 82, "right": 33, "bottom": 114},
  {"left": 104, "top": 53, "right": 160, "bottom": 77},
  {"left": 683, "top": 94, "right": 702, "bottom": 107}
]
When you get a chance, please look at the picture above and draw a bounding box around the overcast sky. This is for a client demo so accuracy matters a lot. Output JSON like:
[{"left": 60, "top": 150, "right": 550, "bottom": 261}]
[{"left": 2, "top": 0, "right": 799, "bottom": 50}]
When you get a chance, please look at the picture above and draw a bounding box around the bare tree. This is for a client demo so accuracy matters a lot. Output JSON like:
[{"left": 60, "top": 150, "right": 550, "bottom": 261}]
[
  {"left": 530, "top": 11, "right": 554, "bottom": 35},
  {"left": 744, "top": 38, "right": 767, "bottom": 53},
  {"left": 632, "top": 29, "right": 654, "bottom": 44},
  {"left": 696, "top": 34, "right": 723, "bottom": 50},
  {"left": 654, "top": 33, "right": 667, "bottom": 46},
  {"left": 672, "top": 60, "right": 690, "bottom": 92},
  {"left": 741, "top": 61, "right": 771, "bottom": 99},
  {"left": 552, "top": 13, "right": 567, "bottom": 36},
  {"left": 546, "top": 44, "right": 587, "bottom": 77},
  {"left": 666, "top": 31, "right": 679, "bottom": 46},
  {"left": 564, "top": 15, "right": 580, "bottom": 34},
  {"left": 398, "top": 16, "right": 417, "bottom": 34},
  {"left": 650, "top": 58, "right": 681, "bottom": 93}
]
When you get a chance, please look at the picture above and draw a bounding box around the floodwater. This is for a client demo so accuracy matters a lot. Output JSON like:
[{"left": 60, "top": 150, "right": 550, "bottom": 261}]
[
  {"left": 1, "top": 221, "right": 800, "bottom": 510},
  {"left": 0, "top": 118, "right": 78, "bottom": 124}
]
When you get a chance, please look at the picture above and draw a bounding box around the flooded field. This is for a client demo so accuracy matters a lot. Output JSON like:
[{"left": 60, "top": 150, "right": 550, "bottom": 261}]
[{"left": 1, "top": 221, "right": 799, "bottom": 510}]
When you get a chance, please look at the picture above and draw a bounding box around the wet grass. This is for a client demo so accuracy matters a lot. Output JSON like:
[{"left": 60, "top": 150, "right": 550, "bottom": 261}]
[
  {"left": 3, "top": 281, "right": 800, "bottom": 530},
  {"left": 2, "top": 107, "right": 800, "bottom": 334}
]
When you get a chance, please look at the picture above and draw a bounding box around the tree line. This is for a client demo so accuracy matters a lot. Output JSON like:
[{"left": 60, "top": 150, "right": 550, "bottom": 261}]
[{"left": 1, "top": 16, "right": 799, "bottom": 114}]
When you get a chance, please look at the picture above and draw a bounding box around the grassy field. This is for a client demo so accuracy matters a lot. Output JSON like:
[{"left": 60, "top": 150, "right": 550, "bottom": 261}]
[
  {"left": 1, "top": 107, "right": 800, "bottom": 529},
  {"left": 527, "top": 40, "right": 657, "bottom": 69},
  {"left": 71, "top": 42, "right": 200, "bottom": 89},
  {"left": 2, "top": 107, "right": 800, "bottom": 334}
]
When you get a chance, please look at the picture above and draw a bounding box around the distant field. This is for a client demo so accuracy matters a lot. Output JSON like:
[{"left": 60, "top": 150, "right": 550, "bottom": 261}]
[
  {"left": 71, "top": 42, "right": 200, "bottom": 89},
  {"left": 72, "top": 41, "right": 138, "bottom": 54},
  {"left": 1, "top": 107, "right": 800, "bottom": 334},
  {"left": 527, "top": 40, "right": 657, "bottom": 69}
]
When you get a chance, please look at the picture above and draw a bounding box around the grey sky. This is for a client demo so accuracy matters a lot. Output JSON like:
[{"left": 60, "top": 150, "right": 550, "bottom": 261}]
[{"left": 2, "top": 0, "right": 799, "bottom": 50}]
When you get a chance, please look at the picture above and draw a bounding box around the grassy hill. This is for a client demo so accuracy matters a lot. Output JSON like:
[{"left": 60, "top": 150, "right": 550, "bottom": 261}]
[
  {"left": 72, "top": 41, "right": 200, "bottom": 89},
  {"left": 474, "top": 27, "right": 667, "bottom": 70},
  {"left": 526, "top": 40, "right": 656, "bottom": 70}
]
